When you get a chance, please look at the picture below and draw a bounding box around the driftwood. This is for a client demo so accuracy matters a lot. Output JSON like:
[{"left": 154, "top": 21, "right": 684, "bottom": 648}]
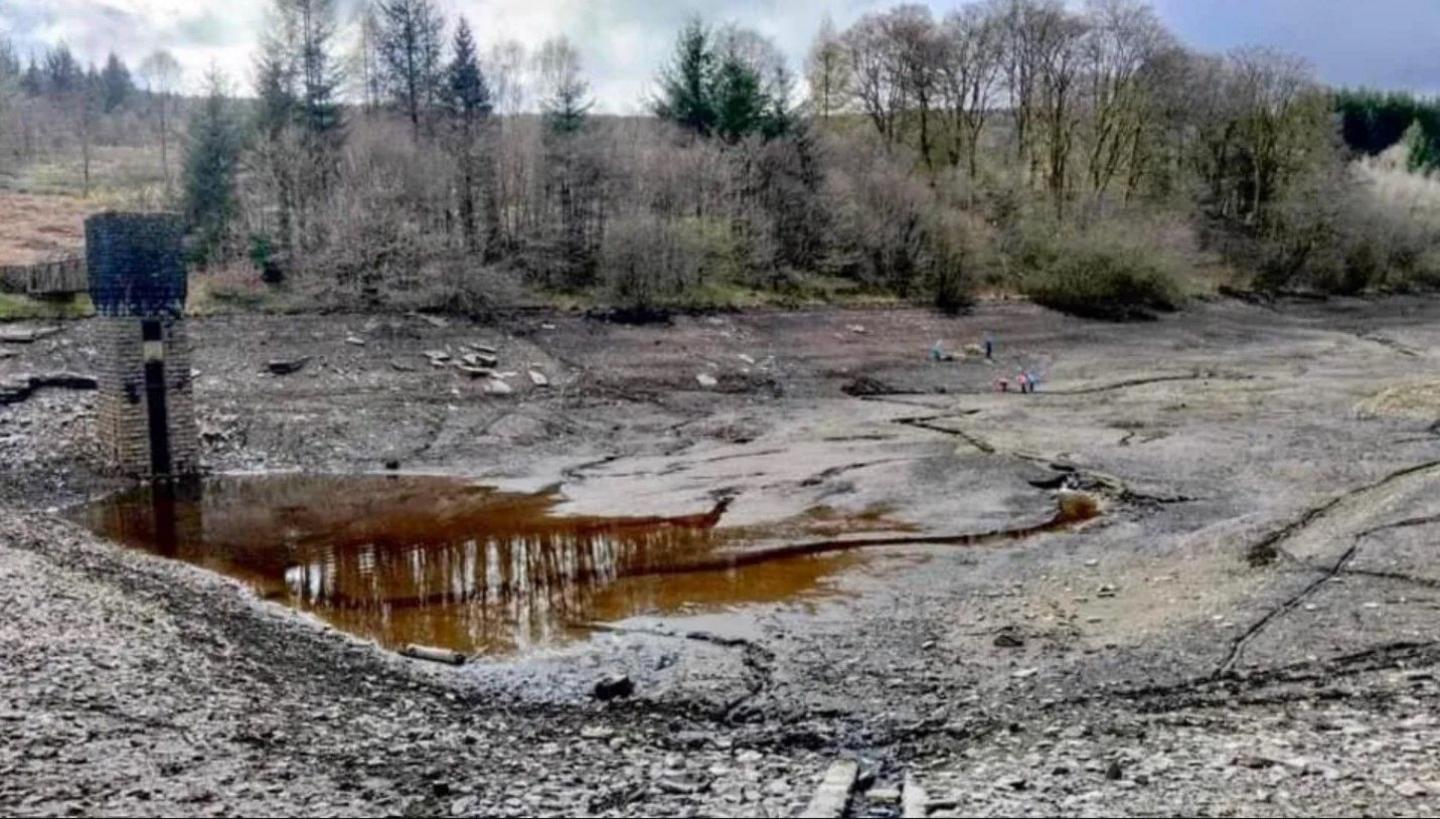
[{"left": 399, "top": 644, "right": 466, "bottom": 666}]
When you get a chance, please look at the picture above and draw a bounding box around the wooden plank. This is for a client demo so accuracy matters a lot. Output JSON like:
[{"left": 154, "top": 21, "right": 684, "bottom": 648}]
[{"left": 798, "top": 759, "right": 858, "bottom": 819}]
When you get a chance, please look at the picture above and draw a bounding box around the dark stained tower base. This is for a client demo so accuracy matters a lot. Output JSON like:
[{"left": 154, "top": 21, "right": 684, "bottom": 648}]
[{"left": 86, "top": 213, "right": 199, "bottom": 479}]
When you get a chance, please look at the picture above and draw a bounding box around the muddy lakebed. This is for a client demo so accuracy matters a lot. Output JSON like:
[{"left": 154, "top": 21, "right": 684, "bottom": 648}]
[{"left": 10, "top": 301, "right": 1440, "bottom": 817}]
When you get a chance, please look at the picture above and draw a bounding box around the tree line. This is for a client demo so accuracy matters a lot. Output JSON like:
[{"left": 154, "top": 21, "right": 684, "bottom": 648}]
[
  {"left": 0, "top": 40, "right": 186, "bottom": 198},
  {"left": 3, "top": 0, "right": 1439, "bottom": 315}
]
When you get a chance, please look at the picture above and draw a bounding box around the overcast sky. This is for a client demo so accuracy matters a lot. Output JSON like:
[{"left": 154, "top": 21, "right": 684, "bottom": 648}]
[{"left": 4, "top": 0, "right": 1440, "bottom": 112}]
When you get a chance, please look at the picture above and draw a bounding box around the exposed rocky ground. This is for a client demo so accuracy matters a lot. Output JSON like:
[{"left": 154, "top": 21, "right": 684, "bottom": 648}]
[{"left": 4, "top": 297, "right": 1440, "bottom": 817}]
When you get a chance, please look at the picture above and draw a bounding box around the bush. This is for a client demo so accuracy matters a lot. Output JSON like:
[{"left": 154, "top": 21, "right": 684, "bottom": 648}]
[
  {"left": 1244, "top": 162, "right": 1437, "bottom": 294},
  {"left": 922, "top": 210, "right": 982, "bottom": 315},
  {"left": 1022, "top": 239, "right": 1182, "bottom": 320}
]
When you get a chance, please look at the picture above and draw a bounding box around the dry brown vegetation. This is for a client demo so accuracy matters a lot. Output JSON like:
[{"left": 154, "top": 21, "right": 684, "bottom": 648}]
[{"left": 0, "top": 192, "right": 96, "bottom": 265}]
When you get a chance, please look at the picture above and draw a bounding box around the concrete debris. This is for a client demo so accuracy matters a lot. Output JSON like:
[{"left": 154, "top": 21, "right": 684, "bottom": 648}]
[
  {"left": 266, "top": 357, "right": 311, "bottom": 375},
  {"left": 801, "top": 759, "right": 858, "bottom": 819}
]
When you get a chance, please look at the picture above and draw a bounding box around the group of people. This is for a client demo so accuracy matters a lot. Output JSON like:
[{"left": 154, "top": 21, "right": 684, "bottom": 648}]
[{"left": 929, "top": 332, "right": 1040, "bottom": 394}]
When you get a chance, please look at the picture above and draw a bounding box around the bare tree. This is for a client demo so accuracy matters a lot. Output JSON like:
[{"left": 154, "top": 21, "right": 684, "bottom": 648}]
[
  {"left": 1080, "top": 0, "right": 1173, "bottom": 200},
  {"left": 805, "top": 14, "right": 850, "bottom": 121},
  {"left": 1024, "top": 3, "right": 1088, "bottom": 219},
  {"left": 375, "top": 0, "right": 445, "bottom": 136},
  {"left": 883, "top": 5, "right": 942, "bottom": 169},
  {"left": 1227, "top": 46, "right": 1320, "bottom": 224},
  {"left": 938, "top": 4, "right": 1005, "bottom": 184},
  {"left": 843, "top": 13, "right": 906, "bottom": 145},
  {"left": 139, "top": 49, "right": 181, "bottom": 197}
]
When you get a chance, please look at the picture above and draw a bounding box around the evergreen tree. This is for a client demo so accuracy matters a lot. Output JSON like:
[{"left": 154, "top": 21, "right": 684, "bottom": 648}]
[
  {"left": 712, "top": 53, "right": 765, "bottom": 143},
  {"left": 443, "top": 18, "right": 494, "bottom": 255},
  {"left": 43, "top": 44, "right": 82, "bottom": 98},
  {"left": 654, "top": 20, "right": 786, "bottom": 144},
  {"left": 291, "top": 0, "right": 344, "bottom": 146},
  {"left": 0, "top": 37, "right": 19, "bottom": 85},
  {"left": 100, "top": 52, "right": 133, "bottom": 112},
  {"left": 444, "top": 18, "right": 490, "bottom": 118},
  {"left": 654, "top": 19, "right": 716, "bottom": 137},
  {"left": 20, "top": 59, "right": 43, "bottom": 96},
  {"left": 375, "top": 0, "right": 445, "bottom": 135},
  {"left": 183, "top": 69, "right": 244, "bottom": 263}
]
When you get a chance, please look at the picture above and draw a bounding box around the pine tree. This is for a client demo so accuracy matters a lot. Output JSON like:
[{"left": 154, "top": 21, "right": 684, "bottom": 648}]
[
  {"left": 20, "top": 59, "right": 43, "bottom": 96},
  {"left": 375, "top": 0, "right": 445, "bottom": 135},
  {"left": 712, "top": 54, "right": 765, "bottom": 143},
  {"left": 443, "top": 18, "right": 494, "bottom": 255},
  {"left": 183, "top": 69, "right": 244, "bottom": 263},
  {"left": 445, "top": 18, "right": 490, "bottom": 119},
  {"left": 654, "top": 19, "right": 716, "bottom": 137},
  {"left": 100, "top": 53, "right": 133, "bottom": 112},
  {"left": 43, "top": 44, "right": 82, "bottom": 98}
]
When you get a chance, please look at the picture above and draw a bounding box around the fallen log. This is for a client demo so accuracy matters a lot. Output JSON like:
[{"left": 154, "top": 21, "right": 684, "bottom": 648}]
[{"left": 399, "top": 644, "right": 466, "bottom": 666}]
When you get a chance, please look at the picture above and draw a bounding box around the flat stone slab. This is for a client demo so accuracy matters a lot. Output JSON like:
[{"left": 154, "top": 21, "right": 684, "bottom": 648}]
[
  {"left": 799, "top": 760, "right": 858, "bottom": 819},
  {"left": 0, "top": 326, "right": 61, "bottom": 344}
]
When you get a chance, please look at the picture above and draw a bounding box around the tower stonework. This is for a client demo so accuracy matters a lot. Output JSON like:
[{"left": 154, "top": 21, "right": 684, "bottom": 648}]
[{"left": 87, "top": 213, "right": 200, "bottom": 479}]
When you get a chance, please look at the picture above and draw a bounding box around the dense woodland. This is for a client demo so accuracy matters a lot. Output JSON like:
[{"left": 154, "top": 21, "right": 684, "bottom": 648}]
[{"left": 4, "top": 0, "right": 1440, "bottom": 317}]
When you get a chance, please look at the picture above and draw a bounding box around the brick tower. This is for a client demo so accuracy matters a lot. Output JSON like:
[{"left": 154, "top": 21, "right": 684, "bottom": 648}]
[{"left": 87, "top": 212, "right": 200, "bottom": 479}]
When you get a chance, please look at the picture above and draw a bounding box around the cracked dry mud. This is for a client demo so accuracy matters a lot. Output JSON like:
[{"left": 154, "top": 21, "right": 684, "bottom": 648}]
[{"left": 4, "top": 297, "right": 1440, "bottom": 817}]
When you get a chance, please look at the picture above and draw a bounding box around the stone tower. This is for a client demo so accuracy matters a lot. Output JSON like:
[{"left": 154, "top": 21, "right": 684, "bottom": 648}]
[{"left": 87, "top": 212, "right": 200, "bottom": 479}]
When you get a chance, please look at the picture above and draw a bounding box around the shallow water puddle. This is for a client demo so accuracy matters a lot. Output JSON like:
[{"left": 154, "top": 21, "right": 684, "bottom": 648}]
[{"left": 79, "top": 474, "right": 869, "bottom": 656}]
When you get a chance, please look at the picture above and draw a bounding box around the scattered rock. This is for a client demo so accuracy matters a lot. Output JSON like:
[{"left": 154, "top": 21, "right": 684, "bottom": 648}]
[
  {"left": 868, "top": 787, "right": 901, "bottom": 804},
  {"left": 410, "top": 312, "right": 449, "bottom": 328},
  {"left": 994, "top": 632, "right": 1025, "bottom": 649},
  {"left": 483, "top": 379, "right": 514, "bottom": 396},
  {"left": 345, "top": 336, "right": 366, "bottom": 346},
  {"left": 593, "top": 674, "right": 634, "bottom": 701},
  {"left": 266, "top": 357, "right": 311, "bottom": 376},
  {"left": 528, "top": 370, "right": 549, "bottom": 387},
  {"left": 1397, "top": 780, "right": 1429, "bottom": 798},
  {"left": 579, "top": 725, "right": 615, "bottom": 740},
  {"left": 696, "top": 374, "right": 719, "bottom": 389}
]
